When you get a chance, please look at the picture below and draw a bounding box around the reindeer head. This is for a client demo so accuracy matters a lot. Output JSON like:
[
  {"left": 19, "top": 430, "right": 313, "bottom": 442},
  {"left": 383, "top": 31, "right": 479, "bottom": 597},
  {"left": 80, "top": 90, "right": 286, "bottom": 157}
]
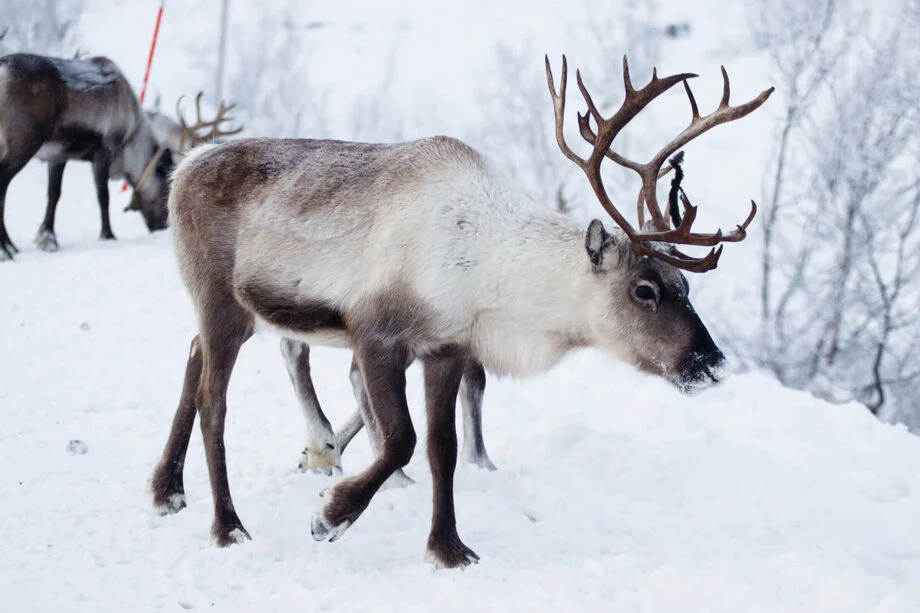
[
  {"left": 546, "top": 55, "right": 773, "bottom": 391},
  {"left": 125, "top": 143, "right": 173, "bottom": 231}
]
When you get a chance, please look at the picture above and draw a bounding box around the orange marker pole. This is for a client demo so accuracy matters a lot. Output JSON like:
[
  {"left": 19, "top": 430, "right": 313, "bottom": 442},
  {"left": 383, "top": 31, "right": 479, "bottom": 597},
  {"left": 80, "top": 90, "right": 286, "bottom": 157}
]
[{"left": 122, "top": 1, "right": 165, "bottom": 193}]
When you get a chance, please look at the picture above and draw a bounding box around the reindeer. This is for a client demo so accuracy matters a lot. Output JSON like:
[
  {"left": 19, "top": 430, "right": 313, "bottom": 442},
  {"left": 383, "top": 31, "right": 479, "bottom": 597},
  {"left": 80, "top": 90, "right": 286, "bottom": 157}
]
[
  {"left": 0, "top": 52, "right": 174, "bottom": 258},
  {"left": 149, "top": 54, "right": 773, "bottom": 568}
]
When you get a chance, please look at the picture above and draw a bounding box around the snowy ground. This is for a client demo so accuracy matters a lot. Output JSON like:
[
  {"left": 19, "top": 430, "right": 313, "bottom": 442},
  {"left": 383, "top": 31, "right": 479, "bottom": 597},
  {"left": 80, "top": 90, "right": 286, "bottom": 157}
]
[
  {"left": 3, "top": 0, "right": 920, "bottom": 611},
  {"left": 3, "top": 157, "right": 920, "bottom": 613}
]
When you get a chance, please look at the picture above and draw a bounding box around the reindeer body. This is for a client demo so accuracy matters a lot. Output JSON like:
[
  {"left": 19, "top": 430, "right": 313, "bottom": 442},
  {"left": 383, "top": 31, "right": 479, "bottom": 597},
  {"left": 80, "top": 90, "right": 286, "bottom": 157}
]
[
  {"left": 175, "top": 137, "right": 592, "bottom": 374},
  {"left": 0, "top": 53, "right": 171, "bottom": 259}
]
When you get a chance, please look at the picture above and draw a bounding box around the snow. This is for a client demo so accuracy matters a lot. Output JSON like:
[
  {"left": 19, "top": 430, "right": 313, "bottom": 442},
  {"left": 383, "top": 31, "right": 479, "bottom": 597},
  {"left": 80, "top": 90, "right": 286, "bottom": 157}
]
[
  {"left": 3, "top": 155, "right": 920, "bottom": 613},
  {"left": 2, "top": 0, "right": 920, "bottom": 611}
]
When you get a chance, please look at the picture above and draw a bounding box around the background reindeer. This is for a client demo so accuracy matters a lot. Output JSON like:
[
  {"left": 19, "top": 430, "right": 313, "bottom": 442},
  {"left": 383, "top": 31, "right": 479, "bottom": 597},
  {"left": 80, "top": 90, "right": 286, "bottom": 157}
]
[
  {"left": 151, "top": 53, "right": 772, "bottom": 568},
  {"left": 0, "top": 50, "right": 175, "bottom": 259}
]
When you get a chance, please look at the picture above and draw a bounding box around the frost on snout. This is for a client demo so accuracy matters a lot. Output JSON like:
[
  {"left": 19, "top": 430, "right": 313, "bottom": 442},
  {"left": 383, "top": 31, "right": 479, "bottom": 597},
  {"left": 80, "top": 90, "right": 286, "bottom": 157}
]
[{"left": 672, "top": 313, "right": 727, "bottom": 394}]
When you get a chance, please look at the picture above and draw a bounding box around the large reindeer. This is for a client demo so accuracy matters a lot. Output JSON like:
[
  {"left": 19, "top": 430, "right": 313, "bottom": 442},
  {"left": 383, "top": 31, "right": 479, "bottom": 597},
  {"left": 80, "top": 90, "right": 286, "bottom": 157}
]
[
  {"left": 150, "top": 55, "right": 772, "bottom": 568},
  {"left": 0, "top": 52, "right": 177, "bottom": 258}
]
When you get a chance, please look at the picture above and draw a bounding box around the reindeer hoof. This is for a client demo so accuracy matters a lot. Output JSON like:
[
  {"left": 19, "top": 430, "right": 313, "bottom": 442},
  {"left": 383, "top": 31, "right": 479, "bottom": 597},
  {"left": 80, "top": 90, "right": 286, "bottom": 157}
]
[
  {"left": 34, "top": 229, "right": 59, "bottom": 252},
  {"left": 465, "top": 453, "right": 497, "bottom": 471},
  {"left": 310, "top": 485, "right": 356, "bottom": 543},
  {"left": 425, "top": 533, "right": 480, "bottom": 569},
  {"left": 212, "top": 521, "right": 251, "bottom": 547},
  {"left": 0, "top": 234, "right": 19, "bottom": 260},
  {"left": 310, "top": 513, "right": 352, "bottom": 543},
  {"left": 153, "top": 492, "right": 187, "bottom": 515},
  {"left": 298, "top": 443, "right": 343, "bottom": 476}
]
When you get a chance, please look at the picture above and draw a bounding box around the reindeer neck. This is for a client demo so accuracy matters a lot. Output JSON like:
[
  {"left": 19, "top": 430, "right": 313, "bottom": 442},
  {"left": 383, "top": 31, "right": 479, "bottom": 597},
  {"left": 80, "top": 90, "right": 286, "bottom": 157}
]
[{"left": 468, "top": 208, "right": 596, "bottom": 375}]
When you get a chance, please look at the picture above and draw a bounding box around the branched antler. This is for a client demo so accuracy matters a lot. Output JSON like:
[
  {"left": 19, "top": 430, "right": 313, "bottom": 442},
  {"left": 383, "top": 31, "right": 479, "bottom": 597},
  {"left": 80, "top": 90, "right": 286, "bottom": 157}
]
[
  {"left": 176, "top": 92, "right": 243, "bottom": 152},
  {"left": 546, "top": 55, "right": 774, "bottom": 272}
]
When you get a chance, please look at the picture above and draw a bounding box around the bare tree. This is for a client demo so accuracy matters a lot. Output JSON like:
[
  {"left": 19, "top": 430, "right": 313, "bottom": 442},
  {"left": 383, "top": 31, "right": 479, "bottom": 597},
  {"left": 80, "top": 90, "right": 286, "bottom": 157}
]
[
  {"left": 749, "top": 0, "right": 856, "bottom": 335},
  {"left": 747, "top": 0, "right": 920, "bottom": 425}
]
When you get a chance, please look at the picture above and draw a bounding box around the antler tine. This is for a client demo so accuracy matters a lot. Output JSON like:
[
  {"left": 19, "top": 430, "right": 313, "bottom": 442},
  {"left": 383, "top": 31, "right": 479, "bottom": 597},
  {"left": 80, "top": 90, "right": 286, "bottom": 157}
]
[
  {"left": 622, "top": 55, "right": 634, "bottom": 94},
  {"left": 194, "top": 92, "right": 205, "bottom": 128},
  {"left": 719, "top": 66, "right": 731, "bottom": 108},
  {"left": 546, "top": 55, "right": 642, "bottom": 241},
  {"left": 576, "top": 69, "right": 603, "bottom": 126},
  {"left": 544, "top": 55, "right": 587, "bottom": 168}
]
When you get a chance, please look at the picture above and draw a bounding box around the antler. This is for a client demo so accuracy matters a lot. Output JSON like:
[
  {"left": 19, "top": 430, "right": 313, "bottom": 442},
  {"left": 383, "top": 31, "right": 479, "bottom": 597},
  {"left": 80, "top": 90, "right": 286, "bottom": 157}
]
[
  {"left": 545, "top": 55, "right": 774, "bottom": 272},
  {"left": 176, "top": 92, "right": 243, "bottom": 152},
  {"left": 0, "top": 27, "right": 8, "bottom": 41}
]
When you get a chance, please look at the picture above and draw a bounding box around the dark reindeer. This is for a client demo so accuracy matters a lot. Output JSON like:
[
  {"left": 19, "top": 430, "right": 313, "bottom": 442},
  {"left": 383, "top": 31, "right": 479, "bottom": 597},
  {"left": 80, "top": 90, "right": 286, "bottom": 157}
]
[
  {"left": 0, "top": 52, "right": 178, "bottom": 259},
  {"left": 150, "top": 55, "right": 772, "bottom": 568}
]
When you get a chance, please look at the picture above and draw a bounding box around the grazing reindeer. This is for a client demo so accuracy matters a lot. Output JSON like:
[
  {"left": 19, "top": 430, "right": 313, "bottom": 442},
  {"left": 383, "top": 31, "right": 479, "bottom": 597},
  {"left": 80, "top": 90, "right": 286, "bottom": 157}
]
[
  {"left": 150, "top": 54, "right": 772, "bottom": 568},
  {"left": 0, "top": 52, "right": 175, "bottom": 259}
]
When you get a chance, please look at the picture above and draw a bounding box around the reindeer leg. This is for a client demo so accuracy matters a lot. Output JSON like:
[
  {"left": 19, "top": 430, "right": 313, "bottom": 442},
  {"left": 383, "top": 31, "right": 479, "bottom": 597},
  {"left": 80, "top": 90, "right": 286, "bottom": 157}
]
[
  {"left": 0, "top": 167, "right": 22, "bottom": 260},
  {"left": 196, "top": 298, "right": 254, "bottom": 546},
  {"left": 333, "top": 400, "right": 364, "bottom": 453},
  {"left": 459, "top": 359, "right": 496, "bottom": 471},
  {"left": 311, "top": 341, "right": 415, "bottom": 543},
  {"left": 35, "top": 161, "right": 65, "bottom": 252},
  {"left": 91, "top": 150, "right": 116, "bottom": 241},
  {"left": 279, "top": 338, "right": 342, "bottom": 475},
  {"left": 347, "top": 357, "right": 415, "bottom": 489},
  {"left": 150, "top": 335, "right": 203, "bottom": 514},
  {"left": 424, "top": 353, "right": 479, "bottom": 569}
]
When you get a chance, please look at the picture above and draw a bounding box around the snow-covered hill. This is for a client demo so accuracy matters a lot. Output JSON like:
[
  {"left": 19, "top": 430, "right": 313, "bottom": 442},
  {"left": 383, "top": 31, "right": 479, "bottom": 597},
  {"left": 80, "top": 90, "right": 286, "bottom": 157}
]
[{"left": 2, "top": 1, "right": 920, "bottom": 611}]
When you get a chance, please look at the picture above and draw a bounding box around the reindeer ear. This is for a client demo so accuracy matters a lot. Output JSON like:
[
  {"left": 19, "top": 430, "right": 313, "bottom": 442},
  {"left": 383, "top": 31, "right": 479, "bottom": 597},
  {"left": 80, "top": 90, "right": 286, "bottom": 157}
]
[{"left": 585, "top": 219, "right": 609, "bottom": 269}]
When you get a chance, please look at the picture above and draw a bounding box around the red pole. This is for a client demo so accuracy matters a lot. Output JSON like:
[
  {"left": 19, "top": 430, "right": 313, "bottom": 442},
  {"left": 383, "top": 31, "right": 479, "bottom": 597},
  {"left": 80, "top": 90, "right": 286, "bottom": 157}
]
[
  {"left": 139, "top": 1, "right": 165, "bottom": 104},
  {"left": 122, "top": 1, "right": 165, "bottom": 193}
]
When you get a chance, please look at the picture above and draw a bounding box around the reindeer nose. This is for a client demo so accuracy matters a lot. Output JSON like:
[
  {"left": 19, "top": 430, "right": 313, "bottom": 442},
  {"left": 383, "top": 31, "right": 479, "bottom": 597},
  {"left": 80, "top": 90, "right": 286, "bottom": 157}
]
[{"left": 675, "top": 313, "right": 726, "bottom": 391}]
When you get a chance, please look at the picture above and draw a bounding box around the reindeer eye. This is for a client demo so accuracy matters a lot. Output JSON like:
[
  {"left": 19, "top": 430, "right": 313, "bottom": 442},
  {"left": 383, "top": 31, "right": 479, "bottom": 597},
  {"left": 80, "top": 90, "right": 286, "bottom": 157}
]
[{"left": 634, "top": 285, "right": 656, "bottom": 301}]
